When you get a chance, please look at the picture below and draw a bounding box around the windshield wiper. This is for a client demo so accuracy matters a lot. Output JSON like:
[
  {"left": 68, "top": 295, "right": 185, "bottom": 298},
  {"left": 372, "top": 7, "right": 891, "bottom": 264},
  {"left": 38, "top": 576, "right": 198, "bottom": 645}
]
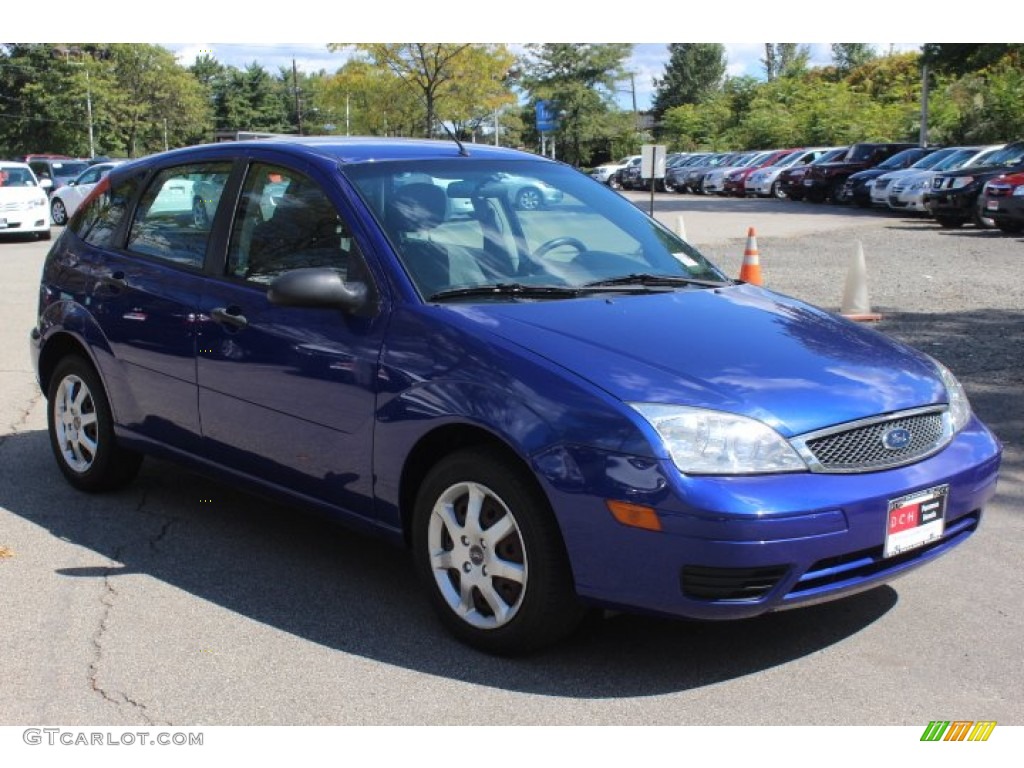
[
  {"left": 583, "top": 273, "right": 733, "bottom": 289},
  {"left": 429, "top": 283, "right": 585, "bottom": 301}
]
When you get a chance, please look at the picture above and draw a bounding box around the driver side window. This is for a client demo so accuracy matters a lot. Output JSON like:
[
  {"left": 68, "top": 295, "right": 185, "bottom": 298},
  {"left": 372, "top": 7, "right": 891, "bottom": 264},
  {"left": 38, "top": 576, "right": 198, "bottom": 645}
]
[{"left": 227, "top": 163, "right": 361, "bottom": 285}]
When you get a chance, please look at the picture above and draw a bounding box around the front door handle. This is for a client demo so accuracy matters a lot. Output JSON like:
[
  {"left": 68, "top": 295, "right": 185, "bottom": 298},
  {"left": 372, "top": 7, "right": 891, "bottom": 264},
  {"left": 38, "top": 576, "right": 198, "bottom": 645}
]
[{"left": 210, "top": 306, "right": 248, "bottom": 330}]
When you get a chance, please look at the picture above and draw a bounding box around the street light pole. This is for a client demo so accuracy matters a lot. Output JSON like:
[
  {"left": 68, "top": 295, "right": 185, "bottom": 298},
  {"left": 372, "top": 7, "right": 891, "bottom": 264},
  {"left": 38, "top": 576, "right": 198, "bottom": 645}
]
[{"left": 84, "top": 68, "right": 95, "bottom": 159}]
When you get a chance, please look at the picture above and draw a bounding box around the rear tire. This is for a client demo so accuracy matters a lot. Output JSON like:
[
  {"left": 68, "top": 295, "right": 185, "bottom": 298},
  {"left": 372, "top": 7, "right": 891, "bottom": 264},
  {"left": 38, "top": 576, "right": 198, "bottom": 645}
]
[{"left": 47, "top": 356, "right": 143, "bottom": 492}]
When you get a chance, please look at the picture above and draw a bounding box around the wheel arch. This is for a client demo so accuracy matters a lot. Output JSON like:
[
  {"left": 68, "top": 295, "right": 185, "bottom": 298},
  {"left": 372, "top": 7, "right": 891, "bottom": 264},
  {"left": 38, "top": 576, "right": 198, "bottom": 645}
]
[
  {"left": 37, "top": 330, "right": 99, "bottom": 400},
  {"left": 398, "top": 423, "right": 546, "bottom": 548}
]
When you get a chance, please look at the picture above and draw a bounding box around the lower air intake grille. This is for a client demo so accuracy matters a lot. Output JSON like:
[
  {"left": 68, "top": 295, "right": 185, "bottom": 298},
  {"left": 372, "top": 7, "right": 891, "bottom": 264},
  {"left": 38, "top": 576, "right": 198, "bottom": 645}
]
[{"left": 681, "top": 565, "right": 789, "bottom": 601}]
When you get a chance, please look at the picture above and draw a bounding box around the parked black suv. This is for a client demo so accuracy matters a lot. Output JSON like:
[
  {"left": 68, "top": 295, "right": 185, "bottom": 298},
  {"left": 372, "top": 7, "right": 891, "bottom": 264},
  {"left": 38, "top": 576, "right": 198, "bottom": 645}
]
[
  {"left": 926, "top": 140, "right": 1024, "bottom": 228},
  {"left": 802, "top": 142, "right": 917, "bottom": 203}
]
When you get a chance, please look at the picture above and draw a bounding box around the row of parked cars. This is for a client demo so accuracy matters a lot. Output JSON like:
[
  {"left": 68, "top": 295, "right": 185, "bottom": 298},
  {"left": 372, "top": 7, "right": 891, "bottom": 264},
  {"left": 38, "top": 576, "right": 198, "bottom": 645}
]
[
  {"left": 0, "top": 154, "right": 130, "bottom": 239},
  {"left": 590, "top": 140, "right": 1024, "bottom": 234}
]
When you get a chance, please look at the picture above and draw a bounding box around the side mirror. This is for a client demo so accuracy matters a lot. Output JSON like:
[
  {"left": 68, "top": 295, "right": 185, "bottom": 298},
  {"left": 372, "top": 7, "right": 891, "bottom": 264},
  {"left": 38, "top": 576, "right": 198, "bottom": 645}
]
[
  {"left": 40, "top": 178, "right": 53, "bottom": 190},
  {"left": 267, "top": 267, "right": 372, "bottom": 314}
]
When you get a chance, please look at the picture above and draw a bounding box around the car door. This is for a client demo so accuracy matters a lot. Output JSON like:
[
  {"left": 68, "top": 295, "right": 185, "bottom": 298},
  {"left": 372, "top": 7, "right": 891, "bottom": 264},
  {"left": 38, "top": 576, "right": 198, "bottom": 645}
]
[
  {"left": 195, "top": 159, "right": 387, "bottom": 520},
  {"left": 84, "top": 160, "right": 233, "bottom": 450}
]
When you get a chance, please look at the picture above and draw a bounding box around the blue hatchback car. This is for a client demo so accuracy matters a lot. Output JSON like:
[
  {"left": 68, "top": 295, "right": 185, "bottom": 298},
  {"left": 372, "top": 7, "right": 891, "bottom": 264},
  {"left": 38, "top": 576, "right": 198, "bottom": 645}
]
[{"left": 31, "top": 137, "right": 1002, "bottom": 654}]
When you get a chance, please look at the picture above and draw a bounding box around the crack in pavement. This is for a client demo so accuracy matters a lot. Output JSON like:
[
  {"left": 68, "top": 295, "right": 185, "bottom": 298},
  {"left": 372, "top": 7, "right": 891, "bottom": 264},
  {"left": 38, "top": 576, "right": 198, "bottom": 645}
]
[
  {"left": 0, "top": 390, "right": 43, "bottom": 449},
  {"left": 87, "top": 485, "right": 176, "bottom": 726}
]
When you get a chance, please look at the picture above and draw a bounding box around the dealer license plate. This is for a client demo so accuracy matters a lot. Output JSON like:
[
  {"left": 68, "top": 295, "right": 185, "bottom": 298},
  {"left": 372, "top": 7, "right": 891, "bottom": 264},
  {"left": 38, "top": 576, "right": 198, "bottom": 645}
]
[
  {"left": 986, "top": 200, "right": 999, "bottom": 211},
  {"left": 884, "top": 485, "right": 947, "bottom": 558}
]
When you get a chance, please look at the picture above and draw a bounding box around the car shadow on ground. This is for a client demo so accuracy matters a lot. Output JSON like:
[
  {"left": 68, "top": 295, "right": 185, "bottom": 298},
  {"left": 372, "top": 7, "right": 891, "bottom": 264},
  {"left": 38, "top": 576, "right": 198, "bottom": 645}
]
[{"left": 0, "top": 427, "right": 904, "bottom": 698}]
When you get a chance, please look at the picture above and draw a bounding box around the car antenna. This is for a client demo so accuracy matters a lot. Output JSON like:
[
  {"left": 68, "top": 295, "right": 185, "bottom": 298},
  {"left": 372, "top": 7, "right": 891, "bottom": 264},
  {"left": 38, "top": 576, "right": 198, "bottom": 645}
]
[{"left": 438, "top": 119, "right": 469, "bottom": 157}]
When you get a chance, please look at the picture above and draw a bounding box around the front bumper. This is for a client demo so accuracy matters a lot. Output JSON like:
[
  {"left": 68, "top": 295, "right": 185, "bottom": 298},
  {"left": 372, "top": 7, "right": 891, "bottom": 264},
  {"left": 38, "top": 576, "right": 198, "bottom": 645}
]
[
  {"left": 0, "top": 205, "right": 50, "bottom": 234},
  {"left": 538, "top": 416, "right": 1001, "bottom": 621},
  {"left": 927, "top": 187, "right": 980, "bottom": 220},
  {"left": 980, "top": 195, "right": 1024, "bottom": 226}
]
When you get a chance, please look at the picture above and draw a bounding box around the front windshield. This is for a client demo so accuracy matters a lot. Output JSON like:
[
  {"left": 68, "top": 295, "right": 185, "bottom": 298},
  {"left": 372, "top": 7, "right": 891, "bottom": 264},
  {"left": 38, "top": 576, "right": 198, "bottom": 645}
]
[
  {"left": 877, "top": 149, "right": 921, "bottom": 170},
  {"left": 813, "top": 148, "right": 847, "bottom": 165},
  {"left": 909, "top": 148, "right": 957, "bottom": 170},
  {"left": 981, "top": 143, "right": 1024, "bottom": 168},
  {"left": 930, "top": 149, "right": 976, "bottom": 171},
  {"left": 0, "top": 167, "right": 38, "bottom": 187},
  {"left": 51, "top": 161, "right": 89, "bottom": 180},
  {"left": 343, "top": 158, "right": 727, "bottom": 301}
]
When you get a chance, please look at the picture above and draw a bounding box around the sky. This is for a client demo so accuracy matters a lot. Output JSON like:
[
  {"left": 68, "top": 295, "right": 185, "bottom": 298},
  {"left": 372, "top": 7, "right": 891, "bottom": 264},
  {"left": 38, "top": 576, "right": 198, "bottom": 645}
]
[{"left": 24, "top": 1, "right": 978, "bottom": 111}]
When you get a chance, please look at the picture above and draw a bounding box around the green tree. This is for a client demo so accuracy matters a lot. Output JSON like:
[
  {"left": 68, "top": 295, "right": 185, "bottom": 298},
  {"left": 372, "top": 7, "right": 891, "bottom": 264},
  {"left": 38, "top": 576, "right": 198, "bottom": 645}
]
[
  {"left": 341, "top": 44, "right": 481, "bottom": 137},
  {"left": 830, "top": 44, "right": 878, "bottom": 76},
  {"left": 319, "top": 58, "right": 421, "bottom": 137},
  {"left": 762, "top": 44, "right": 811, "bottom": 80},
  {"left": 651, "top": 43, "right": 726, "bottom": 120},
  {"left": 519, "top": 43, "right": 634, "bottom": 166},
  {"left": 921, "top": 44, "right": 1024, "bottom": 76}
]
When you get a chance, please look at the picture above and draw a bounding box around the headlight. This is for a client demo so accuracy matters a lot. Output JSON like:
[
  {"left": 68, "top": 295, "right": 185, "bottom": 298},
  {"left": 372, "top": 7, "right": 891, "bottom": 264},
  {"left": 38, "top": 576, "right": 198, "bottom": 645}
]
[
  {"left": 629, "top": 404, "right": 807, "bottom": 475},
  {"left": 911, "top": 180, "right": 928, "bottom": 190},
  {"left": 932, "top": 360, "right": 971, "bottom": 432},
  {"left": 865, "top": 180, "right": 875, "bottom": 189},
  {"left": 951, "top": 176, "right": 974, "bottom": 189},
  {"left": 30, "top": 197, "right": 46, "bottom": 208},
  {"left": 1013, "top": 185, "right": 1024, "bottom": 197}
]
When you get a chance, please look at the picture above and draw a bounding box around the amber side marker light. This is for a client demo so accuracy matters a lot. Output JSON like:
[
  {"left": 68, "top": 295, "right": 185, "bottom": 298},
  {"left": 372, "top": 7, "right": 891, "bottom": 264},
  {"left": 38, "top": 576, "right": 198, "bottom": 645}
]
[{"left": 606, "top": 500, "right": 662, "bottom": 532}]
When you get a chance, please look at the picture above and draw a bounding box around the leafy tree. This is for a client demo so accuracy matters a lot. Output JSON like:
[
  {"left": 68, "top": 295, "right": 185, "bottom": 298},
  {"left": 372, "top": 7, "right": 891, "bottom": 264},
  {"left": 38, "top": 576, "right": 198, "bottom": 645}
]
[
  {"left": 319, "top": 58, "right": 422, "bottom": 137},
  {"left": 831, "top": 44, "right": 878, "bottom": 76},
  {"left": 651, "top": 44, "right": 726, "bottom": 120},
  {"left": 342, "top": 44, "right": 484, "bottom": 137},
  {"left": 921, "top": 44, "right": 1024, "bottom": 76},
  {"left": 519, "top": 43, "right": 633, "bottom": 166},
  {"left": 762, "top": 44, "right": 811, "bottom": 80}
]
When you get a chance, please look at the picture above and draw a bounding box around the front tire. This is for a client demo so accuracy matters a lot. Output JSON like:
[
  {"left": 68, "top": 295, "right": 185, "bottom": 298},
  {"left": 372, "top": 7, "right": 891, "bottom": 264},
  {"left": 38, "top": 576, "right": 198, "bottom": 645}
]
[
  {"left": 47, "top": 356, "right": 143, "bottom": 492},
  {"left": 412, "top": 447, "right": 584, "bottom": 655},
  {"left": 515, "top": 187, "right": 543, "bottom": 211},
  {"left": 935, "top": 216, "right": 964, "bottom": 229},
  {"left": 51, "top": 197, "right": 68, "bottom": 226}
]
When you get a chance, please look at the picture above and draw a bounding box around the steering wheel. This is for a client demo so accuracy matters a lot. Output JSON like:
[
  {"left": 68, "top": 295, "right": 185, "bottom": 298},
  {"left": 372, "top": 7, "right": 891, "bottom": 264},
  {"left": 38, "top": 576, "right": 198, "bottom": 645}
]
[{"left": 532, "top": 236, "right": 587, "bottom": 259}]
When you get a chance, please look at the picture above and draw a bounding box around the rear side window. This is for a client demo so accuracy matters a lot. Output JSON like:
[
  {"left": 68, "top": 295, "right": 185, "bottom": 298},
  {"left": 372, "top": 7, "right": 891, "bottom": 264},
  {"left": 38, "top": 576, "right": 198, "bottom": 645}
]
[
  {"left": 71, "top": 174, "right": 141, "bottom": 248},
  {"left": 126, "top": 162, "right": 232, "bottom": 269}
]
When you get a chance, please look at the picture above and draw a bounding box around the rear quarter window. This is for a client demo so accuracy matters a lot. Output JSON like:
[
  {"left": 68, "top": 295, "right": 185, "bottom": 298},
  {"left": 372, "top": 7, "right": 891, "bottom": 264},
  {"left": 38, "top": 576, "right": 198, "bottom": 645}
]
[{"left": 70, "top": 174, "right": 142, "bottom": 248}]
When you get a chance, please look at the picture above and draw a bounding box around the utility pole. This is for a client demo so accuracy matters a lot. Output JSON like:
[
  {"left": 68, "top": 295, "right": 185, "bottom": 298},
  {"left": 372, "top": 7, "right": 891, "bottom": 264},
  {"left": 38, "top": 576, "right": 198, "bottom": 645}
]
[
  {"left": 292, "top": 59, "right": 303, "bottom": 135},
  {"left": 919, "top": 64, "right": 930, "bottom": 147}
]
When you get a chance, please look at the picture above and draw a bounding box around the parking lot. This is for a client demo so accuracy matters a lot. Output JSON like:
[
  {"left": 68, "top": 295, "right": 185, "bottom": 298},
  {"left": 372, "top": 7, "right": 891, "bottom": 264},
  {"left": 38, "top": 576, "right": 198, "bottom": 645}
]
[{"left": 2, "top": 194, "right": 1021, "bottom": 726}]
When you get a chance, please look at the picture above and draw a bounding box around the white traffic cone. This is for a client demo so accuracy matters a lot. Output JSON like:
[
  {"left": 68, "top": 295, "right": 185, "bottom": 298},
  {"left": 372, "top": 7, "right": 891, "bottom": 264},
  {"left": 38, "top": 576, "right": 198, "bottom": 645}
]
[{"left": 841, "top": 241, "right": 882, "bottom": 322}]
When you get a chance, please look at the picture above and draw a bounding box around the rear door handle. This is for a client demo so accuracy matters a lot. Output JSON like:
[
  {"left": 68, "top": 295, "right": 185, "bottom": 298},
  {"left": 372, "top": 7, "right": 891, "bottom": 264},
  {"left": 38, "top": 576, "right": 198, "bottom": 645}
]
[{"left": 210, "top": 306, "right": 248, "bottom": 330}]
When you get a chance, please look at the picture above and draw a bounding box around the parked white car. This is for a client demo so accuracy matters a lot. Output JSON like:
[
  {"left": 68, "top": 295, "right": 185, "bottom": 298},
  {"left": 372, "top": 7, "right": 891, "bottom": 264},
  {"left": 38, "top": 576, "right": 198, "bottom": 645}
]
[
  {"left": 590, "top": 155, "right": 639, "bottom": 189},
  {"left": 701, "top": 151, "right": 768, "bottom": 195},
  {"left": 887, "top": 145, "right": 1004, "bottom": 213},
  {"left": 49, "top": 161, "right": 124, "bottom": 226},
  {"left": 868, "top": 148, "right": 961, "bottom": 207},
  {"left": 745, "top": 147, "right": 833, "bottom": 198},
  {"left": 0, "top": 161, "right": 51, "bottom": 239}
]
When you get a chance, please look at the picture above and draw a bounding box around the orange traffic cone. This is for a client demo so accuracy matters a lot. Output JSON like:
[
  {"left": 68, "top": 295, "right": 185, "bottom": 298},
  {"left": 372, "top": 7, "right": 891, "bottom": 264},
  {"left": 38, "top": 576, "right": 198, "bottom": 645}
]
[{"left": 739, "top": 227, "right": 763, "bottom": 285}]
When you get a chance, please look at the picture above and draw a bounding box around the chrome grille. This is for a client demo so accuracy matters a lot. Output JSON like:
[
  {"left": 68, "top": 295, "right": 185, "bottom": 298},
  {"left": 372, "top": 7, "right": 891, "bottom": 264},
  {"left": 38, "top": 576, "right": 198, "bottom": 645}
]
[{"left": 793, "top": 408, "right": 949, "bottom": 473}]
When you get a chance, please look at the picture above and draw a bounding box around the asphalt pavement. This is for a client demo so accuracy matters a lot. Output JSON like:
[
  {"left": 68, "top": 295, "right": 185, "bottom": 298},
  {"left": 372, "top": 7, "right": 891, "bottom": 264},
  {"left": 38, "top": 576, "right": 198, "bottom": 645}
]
[{"left": 1, "top": 198, "right": 1021, "bottom": 728}]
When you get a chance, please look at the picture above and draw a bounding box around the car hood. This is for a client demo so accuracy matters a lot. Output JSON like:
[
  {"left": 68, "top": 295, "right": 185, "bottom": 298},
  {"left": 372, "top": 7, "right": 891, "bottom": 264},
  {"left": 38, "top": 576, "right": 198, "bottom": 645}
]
[
  {"left": 446, "top": 284, "right": 946, "bottom": 437},
  {"left": 0, "top": 186, "right": 47, "bottom": 203}
]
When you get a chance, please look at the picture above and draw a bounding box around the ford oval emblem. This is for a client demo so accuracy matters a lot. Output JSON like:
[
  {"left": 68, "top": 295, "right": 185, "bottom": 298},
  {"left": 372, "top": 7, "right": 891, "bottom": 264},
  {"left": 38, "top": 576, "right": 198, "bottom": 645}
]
[{"left": 882, "top": 427, "right": 912, "bottom": 450}]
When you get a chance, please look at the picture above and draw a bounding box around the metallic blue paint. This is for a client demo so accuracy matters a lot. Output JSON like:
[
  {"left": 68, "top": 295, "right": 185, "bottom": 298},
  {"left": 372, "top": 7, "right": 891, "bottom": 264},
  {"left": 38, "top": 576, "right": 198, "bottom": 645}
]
[{"left": 31, "top": 137, "right": 1003, "bottom": 627}]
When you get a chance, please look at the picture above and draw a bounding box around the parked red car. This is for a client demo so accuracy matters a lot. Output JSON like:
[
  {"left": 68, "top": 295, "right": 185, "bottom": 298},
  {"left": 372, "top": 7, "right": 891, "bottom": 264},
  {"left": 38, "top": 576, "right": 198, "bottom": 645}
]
[
  {"left": 979, "top": 171, "right": 1024, "bottom": 233},
  {"left": 723, "top": 149, "right": 796, "bottom": 197}
]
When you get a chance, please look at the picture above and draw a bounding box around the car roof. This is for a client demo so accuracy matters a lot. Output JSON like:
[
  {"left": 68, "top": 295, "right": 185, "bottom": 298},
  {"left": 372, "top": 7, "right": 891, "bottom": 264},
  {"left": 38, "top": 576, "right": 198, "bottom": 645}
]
[{"left": 123, "top": 137, "right": 551, "bottom": 168}]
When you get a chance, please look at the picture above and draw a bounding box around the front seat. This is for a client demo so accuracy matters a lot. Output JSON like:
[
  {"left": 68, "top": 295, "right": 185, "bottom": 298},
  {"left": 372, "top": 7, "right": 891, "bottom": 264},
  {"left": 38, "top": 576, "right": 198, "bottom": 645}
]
[{"left": 384, "top": 183, "right": 452, "bottom": 298}]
